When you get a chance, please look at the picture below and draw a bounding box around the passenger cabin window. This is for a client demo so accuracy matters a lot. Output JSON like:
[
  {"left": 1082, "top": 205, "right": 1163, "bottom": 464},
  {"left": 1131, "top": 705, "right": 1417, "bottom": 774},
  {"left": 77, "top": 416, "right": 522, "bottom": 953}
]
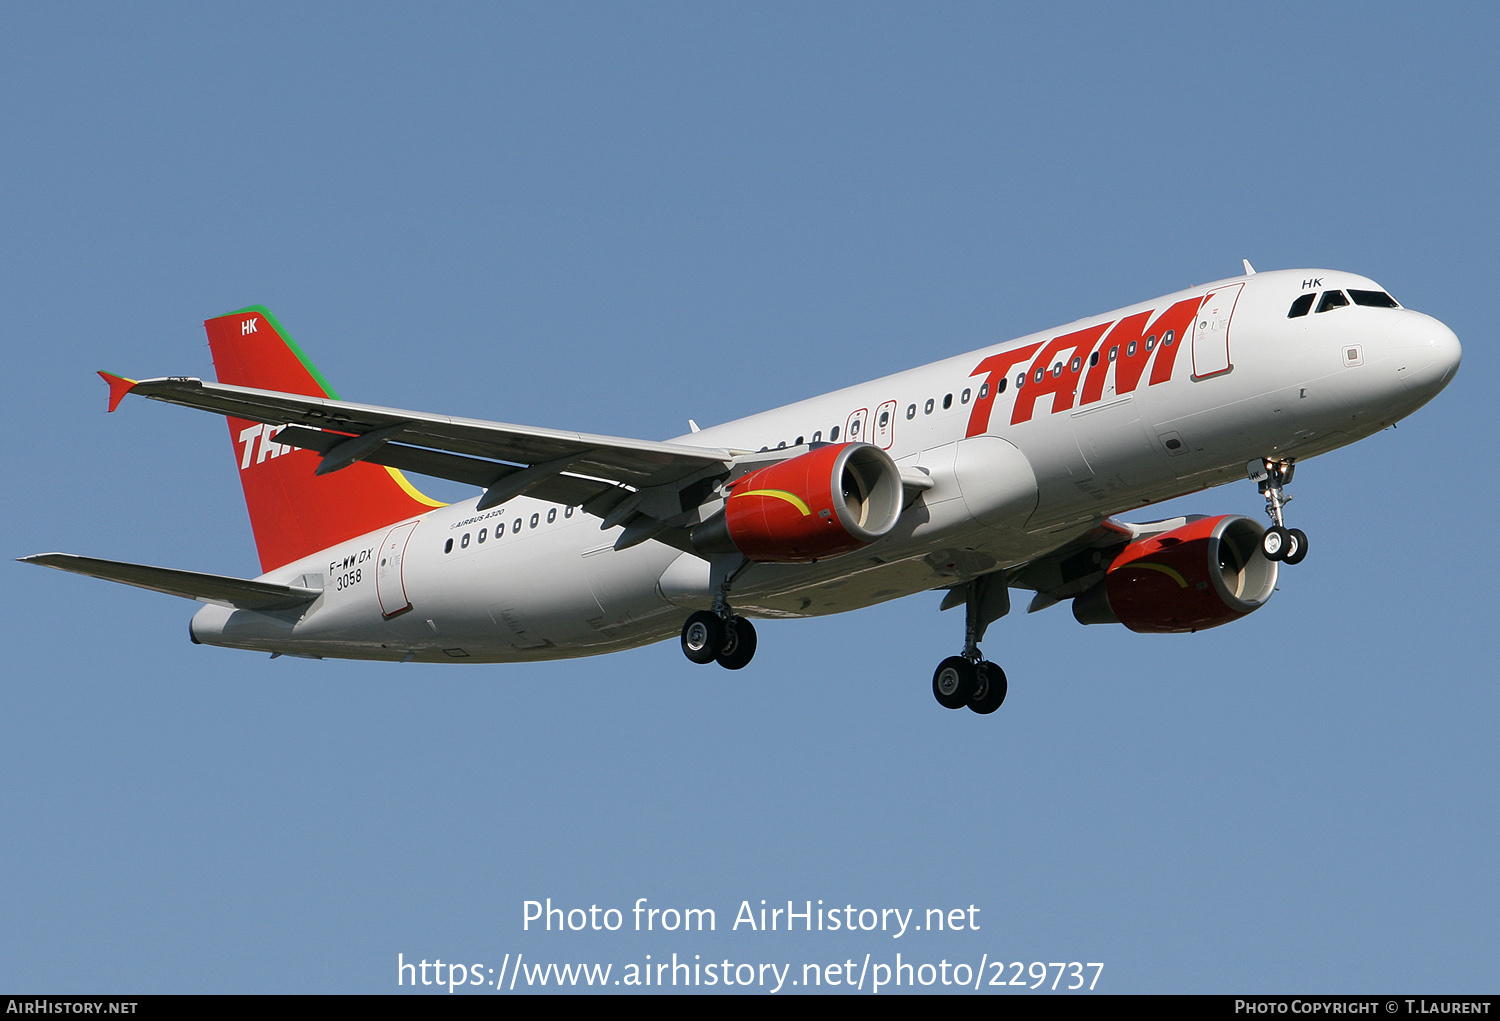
[
  {"left": 1316, "top": 290, "right": 1350, "bottom": 313},
  {"left": 943, "top": 393, "right": 952, "bottom": 409},
  {"left": 924, "top": 398, "right": 934, "bottom": 414},
  {"left": 907, "top": 404, "right": 916, "bottom": 419},
  {"left": 961, "top": 388, "right": 971, "bottom": 404},
  {"left": 830, "top": 426, "right": 840, "bottom": 441},
  {"left": 1288, "top": 294, "right": 1316, "bottom": 317},
  {"left": 1349, "top": 289, "right": 1400, "bottom": 308}
]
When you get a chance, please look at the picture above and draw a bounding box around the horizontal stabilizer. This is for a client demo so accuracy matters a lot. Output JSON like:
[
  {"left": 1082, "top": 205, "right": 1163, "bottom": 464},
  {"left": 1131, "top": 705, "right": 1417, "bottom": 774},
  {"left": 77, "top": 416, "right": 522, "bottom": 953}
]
[{"left": 19, "top": 553, "right": 321, "bottom": 611}]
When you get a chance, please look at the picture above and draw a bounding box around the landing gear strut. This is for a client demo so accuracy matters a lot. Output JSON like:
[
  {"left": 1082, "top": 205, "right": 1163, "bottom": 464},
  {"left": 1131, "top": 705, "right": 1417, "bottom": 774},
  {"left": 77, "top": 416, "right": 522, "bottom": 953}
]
[
  {"left": 1249, "top": 458, "right": 1308, "bottom": 564},
  {"left": 931, "top": 573, "right": 1009, "bottom": 714},
  {"left": 679, "top": 557, "right": 758, "bottom": 670}
]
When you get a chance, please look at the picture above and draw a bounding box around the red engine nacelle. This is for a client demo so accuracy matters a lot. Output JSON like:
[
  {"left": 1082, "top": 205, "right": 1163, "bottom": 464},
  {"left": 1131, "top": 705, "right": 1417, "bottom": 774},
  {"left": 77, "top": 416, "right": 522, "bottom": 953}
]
[
  {"left": 1072, "top": 514, "right": 1278, "bottom": 633},
  {"left": 691, "top": 443, "right": 904, "bottom": 563}
]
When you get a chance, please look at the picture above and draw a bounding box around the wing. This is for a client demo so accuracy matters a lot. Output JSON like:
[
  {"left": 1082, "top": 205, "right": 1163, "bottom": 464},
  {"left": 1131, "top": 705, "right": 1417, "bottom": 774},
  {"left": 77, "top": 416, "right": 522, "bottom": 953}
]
[
  {"left": 20, "top": 553, "right": 321, "bottom": 611},
  {"left": 939, "top": 515, "right": 1196, "bottom": 618},
  {"left": 110, "top": 375, "right": 741, "bottom": 518}
]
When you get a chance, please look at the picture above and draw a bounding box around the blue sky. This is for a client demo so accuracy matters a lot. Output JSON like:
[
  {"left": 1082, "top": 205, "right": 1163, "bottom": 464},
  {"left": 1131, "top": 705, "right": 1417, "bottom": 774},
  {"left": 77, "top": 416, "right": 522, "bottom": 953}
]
[{"left": 3, "top": 2, "right": 1496, "bottom": 994}]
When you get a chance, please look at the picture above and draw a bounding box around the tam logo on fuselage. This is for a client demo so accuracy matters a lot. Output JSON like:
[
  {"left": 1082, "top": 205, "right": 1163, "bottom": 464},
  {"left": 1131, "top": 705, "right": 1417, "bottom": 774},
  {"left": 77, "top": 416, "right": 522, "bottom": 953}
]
[{"left": 964, "top": 295, "right": 1205, "bottom": 437}]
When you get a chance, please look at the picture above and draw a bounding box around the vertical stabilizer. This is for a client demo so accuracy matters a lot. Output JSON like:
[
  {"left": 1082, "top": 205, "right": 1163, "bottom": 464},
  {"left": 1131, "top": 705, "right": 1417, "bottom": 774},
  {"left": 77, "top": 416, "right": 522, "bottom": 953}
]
[{"left": 204, "top": 306, "right": 444, "bottom": 573}]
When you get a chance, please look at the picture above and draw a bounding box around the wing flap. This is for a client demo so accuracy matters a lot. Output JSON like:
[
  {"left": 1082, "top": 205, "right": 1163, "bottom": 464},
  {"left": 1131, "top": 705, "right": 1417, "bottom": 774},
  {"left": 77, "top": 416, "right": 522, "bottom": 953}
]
[{"left": 20, "top": 553, "right": 321, "bottom": 611}]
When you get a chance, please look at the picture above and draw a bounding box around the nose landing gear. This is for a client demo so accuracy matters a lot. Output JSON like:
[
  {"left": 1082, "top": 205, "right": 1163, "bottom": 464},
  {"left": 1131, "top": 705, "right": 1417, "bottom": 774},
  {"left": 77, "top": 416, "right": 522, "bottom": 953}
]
[{"left": 1249, "top": 458, "right": 1308, "bottom": 564}]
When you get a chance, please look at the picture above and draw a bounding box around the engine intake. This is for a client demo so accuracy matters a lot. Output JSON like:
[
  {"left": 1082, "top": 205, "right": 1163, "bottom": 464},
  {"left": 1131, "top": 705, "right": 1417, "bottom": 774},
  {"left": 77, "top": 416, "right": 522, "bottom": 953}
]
[
  {"left": 1072, "top": 514, "right": 1277, "bottom": 633},
  {"left": 692, "top": 443, "right": 903, "bottom": 563}
]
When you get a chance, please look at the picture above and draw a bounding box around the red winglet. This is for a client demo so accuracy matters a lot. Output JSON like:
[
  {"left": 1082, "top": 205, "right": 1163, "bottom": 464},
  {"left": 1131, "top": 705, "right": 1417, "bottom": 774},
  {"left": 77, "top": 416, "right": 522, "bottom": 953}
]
[{"left": 98, "top": 371, "right": 137, "bottom": 413}]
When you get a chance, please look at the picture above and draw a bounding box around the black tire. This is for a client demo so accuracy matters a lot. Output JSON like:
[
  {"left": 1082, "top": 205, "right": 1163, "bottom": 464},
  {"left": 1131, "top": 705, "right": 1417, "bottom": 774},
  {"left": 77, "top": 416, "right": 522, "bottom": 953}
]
[
  {"left": 681, "top": 611, "right": 724, "bottom": 665},
  {"left": 716, "top": 616, "right": 758, "bottom": 670},
  {"left": 1261, "top": 525, "right": 1291, "bottom": 561},
  {"left": 932, "top": 656, "right": 977, "bottom": 710},
  {"left": 1283, "top": 528, "right": 1309, "bottom": 565},
  {"left": 968, "top": 661, "right": 1008, "bottom": 715}
]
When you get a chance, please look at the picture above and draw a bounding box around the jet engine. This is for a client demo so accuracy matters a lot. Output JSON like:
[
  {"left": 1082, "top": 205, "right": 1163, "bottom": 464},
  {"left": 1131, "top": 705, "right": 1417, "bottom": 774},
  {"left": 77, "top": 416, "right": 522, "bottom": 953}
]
[
  {"left": 691, "top": 443, "right": 903, "bottom": 563},
  {"left": 1071, "top": 514, "right": 1277, "bottom": 633}
]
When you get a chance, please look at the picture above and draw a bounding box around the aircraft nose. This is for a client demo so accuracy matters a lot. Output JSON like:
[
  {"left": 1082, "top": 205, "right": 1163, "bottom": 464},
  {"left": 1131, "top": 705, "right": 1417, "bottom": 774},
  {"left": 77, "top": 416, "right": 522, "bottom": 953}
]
[{"left": 1389, "top": 312, "right": 1462, "bottom": 398}]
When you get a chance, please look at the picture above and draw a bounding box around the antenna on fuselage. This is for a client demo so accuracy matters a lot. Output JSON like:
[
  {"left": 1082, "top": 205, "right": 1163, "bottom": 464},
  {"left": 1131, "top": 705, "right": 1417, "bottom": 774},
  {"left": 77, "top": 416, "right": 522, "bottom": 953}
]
[{"left": 1242, "top": 259, "right": 1257, "bottom": 275}]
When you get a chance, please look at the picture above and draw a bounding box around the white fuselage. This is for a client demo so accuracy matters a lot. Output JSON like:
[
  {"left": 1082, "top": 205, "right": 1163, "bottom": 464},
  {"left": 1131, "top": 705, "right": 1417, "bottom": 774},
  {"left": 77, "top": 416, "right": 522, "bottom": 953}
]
[{"left": 189, "top": 269, "right": 1461, "bottom": 662}]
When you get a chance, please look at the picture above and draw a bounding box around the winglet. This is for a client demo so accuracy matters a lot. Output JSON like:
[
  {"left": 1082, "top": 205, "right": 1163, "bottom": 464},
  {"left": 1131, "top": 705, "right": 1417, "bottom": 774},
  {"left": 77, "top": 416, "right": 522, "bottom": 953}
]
[{"left": 98, "top": 371, "right": 138, "bottom": 413}]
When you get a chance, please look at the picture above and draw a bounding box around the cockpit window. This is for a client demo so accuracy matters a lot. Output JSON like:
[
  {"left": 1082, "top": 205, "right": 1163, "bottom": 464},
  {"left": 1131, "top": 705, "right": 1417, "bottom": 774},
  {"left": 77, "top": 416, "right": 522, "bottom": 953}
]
[
  {"left": 1288, "top": 294, "right": 1316, "bottom": 318},
  {"left": 1349, "top": 289, "right": 1400, "bottom": 308},
  {"left": 1316, "top": 290, "right": 1350, "bottom": 313}
]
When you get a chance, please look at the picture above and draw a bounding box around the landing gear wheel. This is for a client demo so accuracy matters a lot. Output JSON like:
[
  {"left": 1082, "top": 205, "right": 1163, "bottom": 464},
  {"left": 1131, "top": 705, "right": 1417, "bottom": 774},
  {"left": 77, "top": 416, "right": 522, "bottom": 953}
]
[
  {"left": 932, "top": 656, "right": 977, "bottom": 710},
  {"left": 715, "top": 616, "right": 758, "bottom": 670},
  {"left": 1283, "top": 528, "right": 1309, "bottom": 565},
  {"left": 968, "top": 661, "right": 1008, "bottom": 714},
  {"left": 1262, "top": 525, "right": 1292, "bottom": 561},
  {"left": 681, "top": 611, "right": 724, "bottom": 665}
]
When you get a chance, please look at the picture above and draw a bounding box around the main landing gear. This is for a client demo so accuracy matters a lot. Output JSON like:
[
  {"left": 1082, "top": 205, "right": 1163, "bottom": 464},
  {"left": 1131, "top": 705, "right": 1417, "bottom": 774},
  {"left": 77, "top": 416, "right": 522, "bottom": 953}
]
[
  {"left": 931, "top": 573, "right": 1010, "bottom": 714},
  {"left": 680, "top": 557, "right": 758, "bottom": 670},
  {"left": 681, "top": 609, "right": 757, "bottom": 670},
  {"left": 933, "top": 656, "right": 1007, "bottom": 714},
  {"left": 1249, "top": 457, "right": 1309, "bottom": 564}
]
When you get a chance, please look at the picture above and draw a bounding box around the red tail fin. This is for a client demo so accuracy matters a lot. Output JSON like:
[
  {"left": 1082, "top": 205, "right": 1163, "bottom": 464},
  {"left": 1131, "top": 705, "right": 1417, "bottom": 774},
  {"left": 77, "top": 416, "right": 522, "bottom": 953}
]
[{"left": 205, "top": 306, "right": 444, "bottom": 573}]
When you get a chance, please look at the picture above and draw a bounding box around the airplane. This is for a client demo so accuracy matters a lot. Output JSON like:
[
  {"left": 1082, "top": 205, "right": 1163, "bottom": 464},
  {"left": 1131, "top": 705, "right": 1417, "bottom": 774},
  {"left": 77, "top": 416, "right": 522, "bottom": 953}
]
[{"left": 22, "top": 263, "right": 1461, "bottom": 714}]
